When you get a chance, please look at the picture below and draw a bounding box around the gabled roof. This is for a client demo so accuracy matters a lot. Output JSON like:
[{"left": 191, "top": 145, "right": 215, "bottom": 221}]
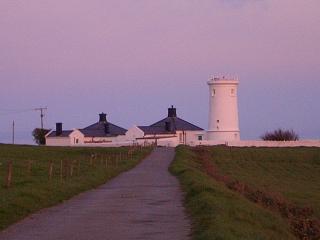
[
  {"left": 47, "top": 130, "right": 73, "bottom": 138},
  {"left": 79, "top": 122, "right": 127, "bottom": 137},
  {"left": 151, "top": 117, "right": 203, "bottom": 131},
  {"left": 137, "top": 106, "right": 203, "bottom": 135},
  {"left": 137, "top": 126, "right": 170, "bottom": 135}
]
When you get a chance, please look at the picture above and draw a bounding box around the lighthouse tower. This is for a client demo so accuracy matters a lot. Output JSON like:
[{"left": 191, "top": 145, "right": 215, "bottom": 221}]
[{"left": 207, "top": 76, "right": 240, "bottom": 141}]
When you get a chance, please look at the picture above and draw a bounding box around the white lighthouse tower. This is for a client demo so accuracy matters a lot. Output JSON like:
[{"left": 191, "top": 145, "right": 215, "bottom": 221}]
[{"left": 207, "top": 76, "right": 240, "bottom": 141}]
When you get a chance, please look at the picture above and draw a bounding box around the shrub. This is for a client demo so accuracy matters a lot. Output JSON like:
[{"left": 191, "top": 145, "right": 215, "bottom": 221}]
[
  {"left": 261, "top": 129, "right": 299, "bottom": 141},
  {"left": 32, "top": 128, "right": 51, "bottom": 145}
]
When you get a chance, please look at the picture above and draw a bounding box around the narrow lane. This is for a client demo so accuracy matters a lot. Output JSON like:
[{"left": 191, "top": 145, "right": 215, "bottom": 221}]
[{"left": 0, "top": 147, "right": 190, "bottom": 240}]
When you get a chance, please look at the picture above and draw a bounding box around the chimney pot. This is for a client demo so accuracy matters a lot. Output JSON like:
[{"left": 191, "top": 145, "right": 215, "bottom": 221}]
[
  {"left": 56, "top": 123, "right": 62, "bottom": 136},
  {"left": 168, "top": 106, "right": 177, "bottom": 118},
  {"left": 99, "top": 113, "right": 107, "bottom": 122}
]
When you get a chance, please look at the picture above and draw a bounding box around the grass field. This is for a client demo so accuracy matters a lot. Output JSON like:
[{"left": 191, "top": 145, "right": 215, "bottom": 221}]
[
  {"left": 0, "top": 144, "right": 152, "bottom": 230},
  {"left": 170, "top": 145, "right": 320, "bottom": 240},
  {"left": 208, "top": 146, "right": 320, "bottom": 219}
]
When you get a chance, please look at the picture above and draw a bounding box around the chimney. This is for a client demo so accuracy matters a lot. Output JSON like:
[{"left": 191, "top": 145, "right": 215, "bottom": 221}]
[
  {"left": 104, "top": 122, "right": 110, "bottom": 134},
  {"left": 56, "top": 123, "right": 62, "bottom": 136},
  {"left": 165, "top": 121, "right": 171, "bottom": 132},
  {"left": 168, "top": 105, "right": 177, "bottom": 118},
  {"left": 99, "top": 113, "right": 107, "bottom": 122}
]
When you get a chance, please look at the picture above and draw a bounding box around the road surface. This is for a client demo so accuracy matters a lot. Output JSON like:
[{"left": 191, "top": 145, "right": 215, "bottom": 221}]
[{"left": 0, "top": 147, "right": 190, "bottom": 240}]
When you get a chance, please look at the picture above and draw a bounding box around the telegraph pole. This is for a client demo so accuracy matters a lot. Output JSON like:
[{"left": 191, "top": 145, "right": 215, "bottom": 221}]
[
  {"left": 12, "top": 120, "right": 15, "bottom": 144},
  {"left": 34, "top": 107, "right": 47, "bottom": 129}
]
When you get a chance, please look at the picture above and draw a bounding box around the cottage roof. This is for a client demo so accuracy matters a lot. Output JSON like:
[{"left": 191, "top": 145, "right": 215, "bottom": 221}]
[
  {"left": 79, "top": 121, "right": 127, "bottom": 137},
  {"left": 137, "top": 106, "right": 203, "bottom": 135},
  {"left": 137, "top": 126, "right": 169, "bottom": 135},
  {"left": 47, "top": 130, "right": 73, "bottom": 138},
  {"left": 151, "top": 116, "right": 203, "bottom": 131}
]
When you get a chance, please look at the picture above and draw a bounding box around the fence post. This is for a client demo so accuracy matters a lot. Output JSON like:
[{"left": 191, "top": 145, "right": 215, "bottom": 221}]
[
  {"left": 100, "top": 156, "right": 103, "bottom": 166},
  {"left": 77, "top": 159, "right": 81, "bottom": 176},
  {"left": 5, "top": 161, "right": 13, "bottom": 188},
  {"left": 70, "top": 160, "right": 74, "bottom": 177},
  {"left": 90, "top": 154, "right": 94, "bottom": 166},
  {"left": 48, "top": 160, "right": 54, "bottom": 180},
  {"left": 92, "top": 154, "right": 96, "bottom": 168},
  {"left": 27, "top": 160, "right": 33, "bottom": 176},
  {"left": 105, "top": 157, "right": 108, "bottom": 169},
  {"left": 116, "top": 155, "right": 119, "bottom": 168},
  {"left": 60, "top": 159, "right": 63, "bottom": 182}
]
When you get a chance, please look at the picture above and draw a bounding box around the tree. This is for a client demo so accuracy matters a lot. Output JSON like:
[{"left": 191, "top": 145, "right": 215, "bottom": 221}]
[
  {"left": 32, "top": 128, "right": 50, "bottom": 145},
  {"left": 261, "top": 128, "right": 299, "bottom": 141}
]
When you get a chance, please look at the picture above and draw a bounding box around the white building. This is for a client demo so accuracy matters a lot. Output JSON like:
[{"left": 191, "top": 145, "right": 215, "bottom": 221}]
[
  {"left": 45, "top": 113, "right": 127, "bottom": 146},
  {"left": 207, "top": 76, "right": 240, "bottom": 141},
  {"left": 45, "top": 76, "right": 320, "bottom": 148},
  {"left": 45, "top": 127, "right": 84, "bottom": 146},
  {"left": 125, "top": 106, "right": 205, "bottom": 147}
]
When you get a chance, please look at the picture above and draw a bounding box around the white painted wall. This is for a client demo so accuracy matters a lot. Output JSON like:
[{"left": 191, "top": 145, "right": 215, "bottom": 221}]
[
  {"left": 70, "top": 130, "right": 85, "bottom": 145},
  {"left": 184, "top": 130, "right": 206, "bottom": 146},
  {"left": 132, "top": 130, "right": 206, "bottom": 147},
  {"left": 207, "top": 77, "right": 240, "bottom": 141},
  {"left": 46, "top": 128, "right": 320, "bottom": 148},
  {"left": 83, "top": 135, "right": 126, "bottom": 144},
  {"left": 140, "top": 134, "right": 178, "bottom": 147},
  {"left": 125, "top": 126, "right": 144, "bottom": 143},
  {"left": 46, "top": 137, "right": 71, "bottom": 146},
  {"left": 201, "top": 140, "right": 320, "bottom": 147},
  {"left": 46, "top": 129, "right": 84, "bottom": 146}
]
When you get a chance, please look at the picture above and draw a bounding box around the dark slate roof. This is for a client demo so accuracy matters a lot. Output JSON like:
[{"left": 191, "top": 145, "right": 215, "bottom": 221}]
[
  {"left": 137, "top": 126, "right": 169, "bottom": 135},
  {"left": 79, "top": 122, "right": 127, "bottom": 137},
  {"left": 47, "top": 130, "right": 73, "bottom": 138},
  {"left": 138, "top": 116, "right": 203, "bottom": 135}
]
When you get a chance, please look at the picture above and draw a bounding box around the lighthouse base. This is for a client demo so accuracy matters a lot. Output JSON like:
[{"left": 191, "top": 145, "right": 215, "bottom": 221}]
[{"left": 207, "top": 130, "right": 240, "bottom": 141}]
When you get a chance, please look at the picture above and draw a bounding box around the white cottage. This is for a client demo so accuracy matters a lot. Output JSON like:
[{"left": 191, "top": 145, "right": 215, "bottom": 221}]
[
  {"left": 45, "top": 125, "right": 84, "bottom": 146},
  {"left": 79, "top": 113, "right": 127, "bottom": 144},
  {"left": 126, "top": 106, "right": 205, "bottom": 147},
  {"left": 45, "top": 113, "right": 127, "bottom": 146}
]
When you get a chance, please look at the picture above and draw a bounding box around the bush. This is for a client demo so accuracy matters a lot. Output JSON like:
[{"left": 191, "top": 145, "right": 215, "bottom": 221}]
[
  {"left": 261, "top": 129, "right": 299, "bottom": 141},
  {"left": 32, "top": 128, "right": 51, "bottom": 145}
]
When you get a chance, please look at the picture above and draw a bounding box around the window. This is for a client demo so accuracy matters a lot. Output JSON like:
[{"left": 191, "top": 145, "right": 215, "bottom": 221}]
[
  {"left": 217, "top": 120, "right": 219, "bottom": 123},
  {"left": 212, "top": 89, "right": 216, "bottom": 96},
  {"left": 198, "top": 135, "right": 203, "bottom": 141},
  {"left": 231, "top": 88, "right": 235, "bottom": 96},
  {"left": 76, "top": 139, "right": 79, "bottom": 144}
]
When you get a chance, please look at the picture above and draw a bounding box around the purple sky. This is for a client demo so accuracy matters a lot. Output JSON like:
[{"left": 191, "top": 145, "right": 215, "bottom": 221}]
[{"left": 1, "top": 0, "right": 319, "bottom": 144}]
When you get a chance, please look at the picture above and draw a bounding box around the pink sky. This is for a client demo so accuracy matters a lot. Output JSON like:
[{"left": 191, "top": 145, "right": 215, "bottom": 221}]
[{"left": 0, "top": 0, "right": 319, "bottom": 143}]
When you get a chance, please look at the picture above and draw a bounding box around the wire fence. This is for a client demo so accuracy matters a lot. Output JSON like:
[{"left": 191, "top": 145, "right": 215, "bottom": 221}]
[{"left": 1, "top": 146, "right": 145, "bottom": 189}]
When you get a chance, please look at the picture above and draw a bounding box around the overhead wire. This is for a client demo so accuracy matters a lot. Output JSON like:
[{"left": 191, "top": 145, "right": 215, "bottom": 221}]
[{"left": 0, "top": 108, "right": 38, "bottom": 116}]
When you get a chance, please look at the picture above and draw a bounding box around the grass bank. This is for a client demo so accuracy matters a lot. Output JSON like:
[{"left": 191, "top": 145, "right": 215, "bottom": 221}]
[
  {"left": 170, "top": 145, "right": 320, "bottom": 239},
  {"left": 208, "top": 146, "right": 320, "bottom": 219},
  {"left": 0, "top": 144, "right": 152, "bottom": 230}
]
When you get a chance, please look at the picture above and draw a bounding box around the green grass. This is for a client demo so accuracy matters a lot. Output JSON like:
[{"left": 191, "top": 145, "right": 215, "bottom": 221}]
[
  {"left": 170, "top": 146, "right": 298, "bottom": 240},
  {"left": 208, "top": 146, "right": 320, "bottom": 218},
  {"left": 0, "top": 144, "right": 152, "bottom": 230}
]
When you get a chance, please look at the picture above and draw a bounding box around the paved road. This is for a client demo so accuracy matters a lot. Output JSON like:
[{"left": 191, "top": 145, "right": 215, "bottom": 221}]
[{"left": 0, "top": 147, "right": 190, "bottom": 240}]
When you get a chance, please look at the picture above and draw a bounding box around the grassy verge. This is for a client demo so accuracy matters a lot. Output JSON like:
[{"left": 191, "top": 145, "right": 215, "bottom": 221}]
[
  {"left": 207, "top": 146, "right": 320, "bottom": 219},
  {"left": 170, "top": 146, "right": 297, "bottom": 240},
  {"left": 0, "top": 144, "right": 152, "bottom": 230}
]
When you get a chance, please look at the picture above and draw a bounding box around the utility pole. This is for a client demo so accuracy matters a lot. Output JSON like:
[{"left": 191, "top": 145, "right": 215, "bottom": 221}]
[
  {"left": 12, "top": 120, "right": 15, "bottom": 144},
  {"left": 34, "top": 107, "right": 47, "bottom": 129}
]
